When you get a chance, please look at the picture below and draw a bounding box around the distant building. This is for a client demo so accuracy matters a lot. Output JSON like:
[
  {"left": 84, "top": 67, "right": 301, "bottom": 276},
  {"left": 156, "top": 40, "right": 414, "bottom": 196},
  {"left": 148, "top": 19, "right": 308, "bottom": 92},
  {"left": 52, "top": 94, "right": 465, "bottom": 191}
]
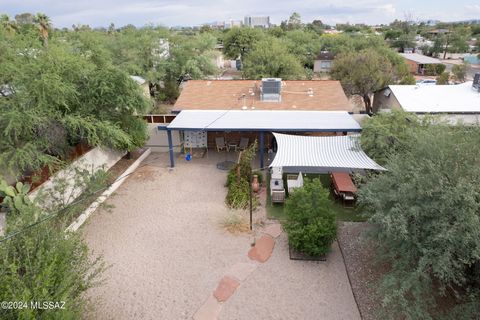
[
  {"left": 373, "top": 80, "right": 480, "bottom": 125},
  {"left": 427, "top": 29, "right": 451, "bottom": 36},
  {"left": 225, "top": 20, "right": 243, "bottom": 28},
  {"left": 313, "top": 51, "right": 335, "bottom": 73},
  {"left": 244, "top": 16, "right": 270, "bottom": 28},
  {"left": 400, "top": 53, "right": 442, "bottom": 75}
]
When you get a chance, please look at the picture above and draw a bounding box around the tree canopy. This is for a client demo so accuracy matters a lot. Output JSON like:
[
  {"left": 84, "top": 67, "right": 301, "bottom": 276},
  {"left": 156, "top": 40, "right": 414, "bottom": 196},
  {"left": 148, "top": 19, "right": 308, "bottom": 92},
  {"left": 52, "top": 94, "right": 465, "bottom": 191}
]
[
  {"left": 0, "top": 17, "right": 150, "bottom": 180},
  {"left": 242, "top": 38, "right": 305, "bottom": 79},
  {"left": 358, "top": 122, "right": 480, "bottom": 319},
  {"left": 331, "top": 48, "right": 395, "bottom": 114}
]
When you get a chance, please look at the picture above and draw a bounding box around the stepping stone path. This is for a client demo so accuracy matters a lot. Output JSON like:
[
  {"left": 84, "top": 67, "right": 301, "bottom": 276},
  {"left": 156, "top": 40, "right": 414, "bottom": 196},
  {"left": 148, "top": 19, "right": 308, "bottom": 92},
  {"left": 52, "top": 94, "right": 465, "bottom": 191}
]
[
  {"left": 193, "top": 222, "right": 282, "bottom": 319},
  {"left": 225, "top": 262, "right": 258, "bottom": 281},
  {"left": 193, "top": 295, "right": 222, "bottom": 320},
  {"left": 263, "top": 223, "right": 282, "bottom": 238},
  {"left": 213, "top": 276, "right": 240, "bottom": 302},
  {"left": 248, "top": 235, "right": 275, "bottom": 263}
]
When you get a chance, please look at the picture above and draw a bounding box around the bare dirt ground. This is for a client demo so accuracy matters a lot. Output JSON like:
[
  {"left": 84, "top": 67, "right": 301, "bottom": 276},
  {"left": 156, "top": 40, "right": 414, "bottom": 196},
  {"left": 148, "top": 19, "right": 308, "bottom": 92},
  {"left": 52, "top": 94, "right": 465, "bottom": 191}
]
[{"left": 84, "top": 152, "right": 360, "bottom": 320}]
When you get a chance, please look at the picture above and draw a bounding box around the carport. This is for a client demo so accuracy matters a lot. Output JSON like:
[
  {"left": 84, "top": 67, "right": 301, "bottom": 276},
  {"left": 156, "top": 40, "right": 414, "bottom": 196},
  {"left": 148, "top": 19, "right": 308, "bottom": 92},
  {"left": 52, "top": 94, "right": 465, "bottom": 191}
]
[{"left": 164, "top": 110, "right": 362, "bottom": 168}]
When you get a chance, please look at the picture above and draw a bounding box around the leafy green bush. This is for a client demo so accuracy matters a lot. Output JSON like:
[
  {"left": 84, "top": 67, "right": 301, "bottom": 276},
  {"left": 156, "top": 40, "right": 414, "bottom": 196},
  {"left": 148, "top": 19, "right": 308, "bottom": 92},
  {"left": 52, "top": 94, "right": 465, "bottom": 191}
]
[
  {"left": 436, "top": 71, "right": 449, "bottom": 84},
  {"left": 225, "top": 141, "right": 258, "bottom": 209},
  {"left": 0, "top": 178, "right": 105, "bottom": 319},
  {"left": 358, "top": 125, "right": 480, "bottom": 319},
  {"left": 425, "top": 63, "right": 446, "bottom": 76},
  {"left": 284, "top": 178, "right": 337, "bottom": 256}
]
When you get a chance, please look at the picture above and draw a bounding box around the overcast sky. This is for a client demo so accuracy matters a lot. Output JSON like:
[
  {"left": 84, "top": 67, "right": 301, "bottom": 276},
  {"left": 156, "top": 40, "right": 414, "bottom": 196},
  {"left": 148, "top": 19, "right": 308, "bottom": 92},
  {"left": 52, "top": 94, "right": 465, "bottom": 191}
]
[{"left": 1, "top": 0, "right": 480, "bottom": 28}]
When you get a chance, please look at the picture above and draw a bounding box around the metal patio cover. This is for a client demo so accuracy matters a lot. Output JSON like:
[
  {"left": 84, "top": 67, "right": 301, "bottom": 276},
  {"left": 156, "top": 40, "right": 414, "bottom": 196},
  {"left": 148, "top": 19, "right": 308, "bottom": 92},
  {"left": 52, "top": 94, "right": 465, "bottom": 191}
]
[{"left": 166, "top": 110, "right": 362, "bottom": 132}]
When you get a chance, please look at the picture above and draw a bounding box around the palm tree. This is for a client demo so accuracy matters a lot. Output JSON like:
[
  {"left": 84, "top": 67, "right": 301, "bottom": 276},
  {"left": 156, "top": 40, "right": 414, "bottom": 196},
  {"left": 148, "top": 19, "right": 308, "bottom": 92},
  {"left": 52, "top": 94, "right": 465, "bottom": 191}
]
[
  {"left": 34, "top": 13, "right": 51, "bottom": 47},
  {"left": 0, "top": 14, "right": 18, "bottom": 35}
]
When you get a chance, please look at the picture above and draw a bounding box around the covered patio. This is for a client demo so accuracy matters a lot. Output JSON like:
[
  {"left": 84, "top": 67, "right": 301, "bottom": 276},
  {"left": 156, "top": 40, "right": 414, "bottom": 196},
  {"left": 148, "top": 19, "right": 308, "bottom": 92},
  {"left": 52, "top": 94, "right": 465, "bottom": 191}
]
[
  {"left": 268, "top": 132, "right": 385, "bottom": 207},
  {"left": 163, "top": 110, "right": 362, "bottom": 169}
]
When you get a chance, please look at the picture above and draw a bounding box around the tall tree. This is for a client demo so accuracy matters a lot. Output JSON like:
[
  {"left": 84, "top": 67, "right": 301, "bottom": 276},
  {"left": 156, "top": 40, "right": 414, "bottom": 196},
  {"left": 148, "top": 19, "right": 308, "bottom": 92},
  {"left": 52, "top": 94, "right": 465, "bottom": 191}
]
[
  {"left": 222, "top": 27, "right": 264, "bottom": 59},
  {"left": 34, "top": 13, "right": 50, "bottom": 47},
  {"left": 242, "top": 37, "right": 305, "bottom": 79},
  {"left": 331, "top": 49, "right": 394, "bottom": 114},
  {"left": 358, "top": 124, "right": 480, "bottom": 319},
  {"left": 0, "top": 14, "right": 17, "bottom": 35}
]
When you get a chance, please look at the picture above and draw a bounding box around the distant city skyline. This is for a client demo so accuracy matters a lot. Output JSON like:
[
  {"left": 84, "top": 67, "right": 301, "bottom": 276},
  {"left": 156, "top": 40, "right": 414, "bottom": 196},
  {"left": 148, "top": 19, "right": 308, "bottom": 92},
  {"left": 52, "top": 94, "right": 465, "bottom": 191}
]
[{"left": 1, "top": 0, "right": 480, "bottom": 28}]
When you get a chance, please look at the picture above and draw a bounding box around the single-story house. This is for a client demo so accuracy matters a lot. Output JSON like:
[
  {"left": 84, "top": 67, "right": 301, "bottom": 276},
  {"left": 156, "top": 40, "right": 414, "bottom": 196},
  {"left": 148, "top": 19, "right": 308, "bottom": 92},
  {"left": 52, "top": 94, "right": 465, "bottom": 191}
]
[
  {"left": 372, "top": 79, "right": 480, "bottom": 125},
  {"left": 313, "top": 51, "right": 335, "bottom": 73},
  {"left": 163, "top": 78, "right": 368, "bottom": 167},
  {"left": 400, "top": 53, "right": 442, "bottom": 75}
]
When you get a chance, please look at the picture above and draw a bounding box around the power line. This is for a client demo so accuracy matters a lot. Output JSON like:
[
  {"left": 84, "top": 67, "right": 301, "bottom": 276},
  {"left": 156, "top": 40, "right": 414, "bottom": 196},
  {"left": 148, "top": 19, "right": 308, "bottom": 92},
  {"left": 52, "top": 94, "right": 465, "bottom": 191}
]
[{"left": 0, "top": 154, "right": 165, "bottom": 243}]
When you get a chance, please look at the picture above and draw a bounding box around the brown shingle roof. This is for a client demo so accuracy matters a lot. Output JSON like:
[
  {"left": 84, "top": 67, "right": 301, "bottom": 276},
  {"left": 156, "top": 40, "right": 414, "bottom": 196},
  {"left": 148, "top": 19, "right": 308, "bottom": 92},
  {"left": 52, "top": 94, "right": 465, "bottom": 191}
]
[{"left": 173, "top": 80, "right": 353, "bottom": 112}]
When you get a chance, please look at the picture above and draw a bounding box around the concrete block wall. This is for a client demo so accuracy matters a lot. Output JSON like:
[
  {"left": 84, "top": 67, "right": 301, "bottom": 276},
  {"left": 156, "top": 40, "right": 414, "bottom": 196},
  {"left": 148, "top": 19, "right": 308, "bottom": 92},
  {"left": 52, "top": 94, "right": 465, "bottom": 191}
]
[{"left": 28, "top": 147, "right": 125, "bottom": 207}]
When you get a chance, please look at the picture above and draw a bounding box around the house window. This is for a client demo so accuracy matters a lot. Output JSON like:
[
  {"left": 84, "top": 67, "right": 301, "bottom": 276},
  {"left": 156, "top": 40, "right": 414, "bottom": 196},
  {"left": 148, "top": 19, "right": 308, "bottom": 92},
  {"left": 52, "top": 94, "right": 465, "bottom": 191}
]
[{"left": 320, "top": 61, "right": 332, "bottom": 69}]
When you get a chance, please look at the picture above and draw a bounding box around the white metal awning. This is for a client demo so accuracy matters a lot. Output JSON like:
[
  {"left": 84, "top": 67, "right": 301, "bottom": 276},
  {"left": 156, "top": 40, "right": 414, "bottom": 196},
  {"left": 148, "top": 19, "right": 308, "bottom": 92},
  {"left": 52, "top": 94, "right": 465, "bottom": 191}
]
[
  {"left": 167, "top": 110, "right": 361, "bottom": 132},
  {"left": 269, "top": 133, "right": 385, "bottom": 173}
]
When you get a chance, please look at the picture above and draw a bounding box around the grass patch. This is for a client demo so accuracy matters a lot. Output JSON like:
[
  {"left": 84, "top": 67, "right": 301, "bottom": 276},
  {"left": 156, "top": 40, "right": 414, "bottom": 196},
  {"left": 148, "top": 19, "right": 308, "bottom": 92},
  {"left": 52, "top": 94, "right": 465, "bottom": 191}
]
[
  {"left": 220, "top": 212, "right": 251, "bottom": 234},
  {"left": 266, "top": 172, "right": 367, "bottom": 222}
]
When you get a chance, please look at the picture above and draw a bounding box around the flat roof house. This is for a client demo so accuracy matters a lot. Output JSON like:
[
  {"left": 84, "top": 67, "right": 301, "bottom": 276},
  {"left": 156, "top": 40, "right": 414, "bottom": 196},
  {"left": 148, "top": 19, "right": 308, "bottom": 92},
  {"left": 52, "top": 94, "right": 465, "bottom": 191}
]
[
  {"left": 400, "top": 53, "right": 442, "bottom": 75},
  {"left": 373, "top": 78, "right": 480, "bottom": 125},
  {"left": 313, "top": 51, "right": 335, "bottom": 73},
  {"left": 164, "top": 79, "right": 364, "bottom": 167}
]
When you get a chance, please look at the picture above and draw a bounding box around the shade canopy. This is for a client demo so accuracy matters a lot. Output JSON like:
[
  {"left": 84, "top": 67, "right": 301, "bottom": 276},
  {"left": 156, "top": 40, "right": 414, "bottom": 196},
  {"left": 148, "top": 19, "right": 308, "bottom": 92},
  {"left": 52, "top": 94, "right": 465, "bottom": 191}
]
[
  {"left": 166, "top": 110, "right": 361, "bottom": 132},
  {"left": 269, "top": 133, "right": 385, "bottom": 173}
]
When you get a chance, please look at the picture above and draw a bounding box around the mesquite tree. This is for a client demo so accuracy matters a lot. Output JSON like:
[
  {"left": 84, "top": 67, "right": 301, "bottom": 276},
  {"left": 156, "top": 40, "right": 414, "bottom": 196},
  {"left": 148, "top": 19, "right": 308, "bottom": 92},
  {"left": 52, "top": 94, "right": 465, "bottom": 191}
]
[{"left": 358, "top": 124, "right": 480, "bottom": 319}]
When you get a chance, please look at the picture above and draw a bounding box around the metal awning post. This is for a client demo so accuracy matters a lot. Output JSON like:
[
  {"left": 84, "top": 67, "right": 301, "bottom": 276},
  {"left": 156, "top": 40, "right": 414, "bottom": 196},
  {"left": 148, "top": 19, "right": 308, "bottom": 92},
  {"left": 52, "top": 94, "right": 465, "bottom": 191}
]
[
  {"left": 259, "top": 131, "right": 265, "bottom": 170},
  {"left": 167, "top": 129, "right": 175, "bottom": 168}
]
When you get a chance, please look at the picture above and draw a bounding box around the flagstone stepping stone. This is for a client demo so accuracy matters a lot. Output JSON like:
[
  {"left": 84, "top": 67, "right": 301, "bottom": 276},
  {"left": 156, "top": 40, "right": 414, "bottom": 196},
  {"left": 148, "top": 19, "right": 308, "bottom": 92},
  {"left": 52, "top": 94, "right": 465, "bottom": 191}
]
[
  {"left": 248, "top": 235, "right": 275, "bottom": 263},
  {"left": 225, "top": 262, "right": 258, "bottom": 282},
  {"left": 213, "top": 276, "right": 240, "bottom": 302},
  {"left": 193, "top": 294, "right": 222, "bottom": 320},
  {"left": 263, "top": 223, "right": 282, "bottom": 238}
]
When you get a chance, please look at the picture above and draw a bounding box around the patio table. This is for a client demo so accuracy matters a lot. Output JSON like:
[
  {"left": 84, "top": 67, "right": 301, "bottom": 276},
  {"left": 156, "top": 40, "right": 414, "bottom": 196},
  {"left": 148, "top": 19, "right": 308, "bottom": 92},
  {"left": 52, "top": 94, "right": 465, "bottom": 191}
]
[
  {"left": 227, "top": 142, "right": 238, "bottom": 152},
  {"left": 331, "top": 172, "right": 357, "bottom": 194}
]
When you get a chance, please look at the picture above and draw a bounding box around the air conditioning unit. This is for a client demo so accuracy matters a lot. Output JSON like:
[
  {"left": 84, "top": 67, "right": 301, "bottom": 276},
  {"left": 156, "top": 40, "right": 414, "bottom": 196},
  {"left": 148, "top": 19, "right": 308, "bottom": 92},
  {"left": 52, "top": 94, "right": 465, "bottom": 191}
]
[{"left": 261, "top": 78, "right": 282, "bottom": 102}]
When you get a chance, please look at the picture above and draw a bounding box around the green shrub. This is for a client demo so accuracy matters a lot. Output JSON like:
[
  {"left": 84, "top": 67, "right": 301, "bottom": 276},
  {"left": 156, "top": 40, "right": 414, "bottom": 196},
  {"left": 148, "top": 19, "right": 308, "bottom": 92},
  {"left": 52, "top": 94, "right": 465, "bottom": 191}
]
[
  {"left": 436, "top": 72, "right": 449, "bottom": 84},
  {"left": 225, "top": 141, "right": 258, "bottom": 209},
  {"left": 0, "top": 178, "right": 105, "bottom": 319},
  {"left": 425, "top": 63, "right": 446, "bottom": 76},
  {"left": 284, "top": 178, "right": 337, "bottom": 256}
]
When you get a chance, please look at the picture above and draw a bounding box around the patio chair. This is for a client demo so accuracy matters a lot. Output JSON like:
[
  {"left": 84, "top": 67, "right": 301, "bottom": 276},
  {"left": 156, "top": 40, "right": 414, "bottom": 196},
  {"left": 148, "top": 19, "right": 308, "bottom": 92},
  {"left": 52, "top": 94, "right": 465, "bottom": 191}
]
[
  {"left": 215, "top": 137, "right": 227, "bottom": 152},
  {"left": 238, "top": 137, "right": 249, "bottom": 151},
  {"left": 271, "top": 189, "right": 285, "bottom": 204},
  {"left": 342, "top": 193, "right": 355, "bottom": 208}
]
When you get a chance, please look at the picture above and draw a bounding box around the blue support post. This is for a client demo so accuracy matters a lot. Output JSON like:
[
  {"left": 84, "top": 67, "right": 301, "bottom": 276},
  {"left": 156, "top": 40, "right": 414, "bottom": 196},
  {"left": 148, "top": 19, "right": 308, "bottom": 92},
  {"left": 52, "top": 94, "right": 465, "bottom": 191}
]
[
  {"left": 259, "top": 131, "right": 265, "bottom": 170},
  {"left": 167, "top": 129, "right": 175, "bottom": 168}
]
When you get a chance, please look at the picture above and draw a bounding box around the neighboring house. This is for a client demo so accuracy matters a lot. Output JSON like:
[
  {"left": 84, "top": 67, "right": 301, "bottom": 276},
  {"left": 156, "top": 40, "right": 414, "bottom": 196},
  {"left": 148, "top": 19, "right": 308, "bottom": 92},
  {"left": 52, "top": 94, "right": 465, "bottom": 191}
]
[
  {"left": 372, "top": 78, "right": 480, "bottom": 125},
  {"left": 313, "top": 51, "right": 335, "bottom": 73},
  {"left": 400, "top": 53, "right": 442, "bottom": 75},
  {"left": 130, "top": 76, "right": 150, "bottom": 99},
  {"left": 244, "top": 16, "right": 270, "bottom": 28}
]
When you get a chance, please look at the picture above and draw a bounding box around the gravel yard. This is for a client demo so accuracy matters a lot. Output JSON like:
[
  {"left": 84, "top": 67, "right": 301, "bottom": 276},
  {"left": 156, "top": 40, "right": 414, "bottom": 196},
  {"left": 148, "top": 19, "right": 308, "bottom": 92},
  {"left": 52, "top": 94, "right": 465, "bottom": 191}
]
[
  {"left": 84, "top": 152, "right": 360, "bottom": 319},
  {"left": 337, "top": 222, "right": 383, "bottom": 320}
]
